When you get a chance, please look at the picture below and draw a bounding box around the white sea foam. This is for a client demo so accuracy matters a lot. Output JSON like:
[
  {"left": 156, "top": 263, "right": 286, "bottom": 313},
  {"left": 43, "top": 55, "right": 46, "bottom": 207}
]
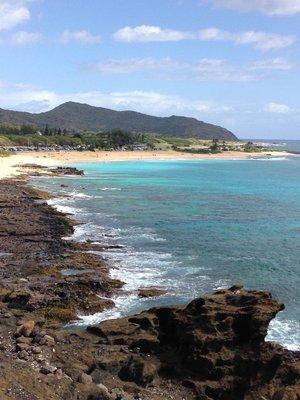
[
  {"left": 254, "top": 142, "right": 286, "bottom": 148},
  {"left": 77, "top": 294, "right": 140, "bottom": 325},
  {"left": 47, "top": 197, "right": 71, "bottom": 206},
  {"left": 96, "top": 248, "right": 174, "bottom": 291},
  {"left": 57, "top": 205, "right": 80, "bottom": 214},
  {"left": 100, "top": 187, "right": 121, "bottom": 191},
  {"left": 267, "top": 316, "right": 300, "bottom": 351},
  {"left": 69, "top": 191, "right": 93, "bottom": 199},
  {"left": 250, "top": 157, "right": 287, "bottom": 161},
  {"left": 213, "top": 279, "right": 230, "bottom": 290},
  {"left": 64, "top": 222, "right": 110, "bottom": 242},
  {"left": 68, "top": 191, "right": 103, "bottom": 199}
]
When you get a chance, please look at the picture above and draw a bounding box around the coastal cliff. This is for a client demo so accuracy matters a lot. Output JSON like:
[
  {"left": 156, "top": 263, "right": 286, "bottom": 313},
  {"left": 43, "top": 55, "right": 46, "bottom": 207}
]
[{"left": 0, "top": 179, "right": 299, "bottom": 400}]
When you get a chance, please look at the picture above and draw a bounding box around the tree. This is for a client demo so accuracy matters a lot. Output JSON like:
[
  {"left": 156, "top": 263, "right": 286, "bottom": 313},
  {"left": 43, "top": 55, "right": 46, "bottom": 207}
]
[
  {"left": 44, "top": 125, "right": 50, "bottom": 136},
  {"left": 210, "top": 139, "right": 220, "bottom": 151},
  {"left": 20, "top": 125, "right": 36, "bottom": 135}
]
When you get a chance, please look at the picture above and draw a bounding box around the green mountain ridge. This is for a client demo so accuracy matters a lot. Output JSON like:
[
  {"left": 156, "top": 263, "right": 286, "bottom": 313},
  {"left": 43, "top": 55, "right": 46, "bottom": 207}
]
[{"left": 0, "top": 102, "right": 238, "bottom": 140}]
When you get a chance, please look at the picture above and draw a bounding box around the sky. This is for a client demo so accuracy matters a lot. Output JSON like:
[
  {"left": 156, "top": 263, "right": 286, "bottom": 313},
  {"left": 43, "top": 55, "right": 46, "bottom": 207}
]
[{"left": 0, "top": 0, "right": 300, "bottom": 139}]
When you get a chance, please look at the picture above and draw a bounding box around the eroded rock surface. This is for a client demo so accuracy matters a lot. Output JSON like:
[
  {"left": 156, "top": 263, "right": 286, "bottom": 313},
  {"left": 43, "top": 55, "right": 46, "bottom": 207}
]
[{"left": 88, "top": 286, "right": 300, "bottom": 400}]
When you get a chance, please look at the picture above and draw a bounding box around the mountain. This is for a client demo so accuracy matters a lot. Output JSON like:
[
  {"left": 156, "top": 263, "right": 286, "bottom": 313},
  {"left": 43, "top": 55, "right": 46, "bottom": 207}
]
[{"left": 0, "top": 102, "right": 238, "bottom": 140}]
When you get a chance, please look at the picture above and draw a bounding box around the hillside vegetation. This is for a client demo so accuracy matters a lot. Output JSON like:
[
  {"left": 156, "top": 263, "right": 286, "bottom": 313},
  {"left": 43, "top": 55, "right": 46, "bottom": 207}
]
[
  {"left": 0, "top": 124, "right": 268, "bottom": 154},
  {"left": 0, "top": 102, "right": 237, "bottom": 140}
]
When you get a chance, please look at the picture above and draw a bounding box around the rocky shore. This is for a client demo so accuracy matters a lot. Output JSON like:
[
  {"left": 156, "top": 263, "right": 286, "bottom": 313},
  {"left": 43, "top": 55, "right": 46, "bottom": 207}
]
[{"left": 0, "top": 177, "right": 299, "bottom": 400}]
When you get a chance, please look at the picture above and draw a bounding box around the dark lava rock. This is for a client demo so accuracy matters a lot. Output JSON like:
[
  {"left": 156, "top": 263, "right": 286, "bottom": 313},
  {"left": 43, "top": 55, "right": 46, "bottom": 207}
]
[
  {"left": 50, "top": 167, "right": 84, "bottom": 176},
  {"left": 138, "top": 288, "right": 167, "bottom": 298},
  {"left": 87, "top": 286, "right": 300, "bottom": 400}
]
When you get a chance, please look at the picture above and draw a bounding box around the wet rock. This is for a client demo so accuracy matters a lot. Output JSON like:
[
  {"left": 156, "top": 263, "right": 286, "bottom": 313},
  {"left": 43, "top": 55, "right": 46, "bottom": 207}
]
[
  {"left": 138, "top": 288, "right": 167, "bottom": 298},
  {"left": 50, "top": 167, "right": 84, "bottom": 176}
]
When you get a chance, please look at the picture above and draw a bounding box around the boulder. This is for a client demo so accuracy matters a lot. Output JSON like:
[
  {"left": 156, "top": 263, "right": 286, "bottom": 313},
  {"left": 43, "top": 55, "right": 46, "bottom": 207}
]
[
  {"left": 78, "top": 372, "right": 93, "bottom": 384},
  {"left": 16, "top": 320, "right": 35, "bottom": 337},
  {"left": 96, "top": 384, "right": 111, "bottom": 400},
  {"left": 87, "top": 286, "right": 299, "bottom": 399},
  {"left": 40, "top": 364, "right": 57, "bottom": 374},
  {"left": 39, "top": 334, "right": 55, "bottom": 346}
]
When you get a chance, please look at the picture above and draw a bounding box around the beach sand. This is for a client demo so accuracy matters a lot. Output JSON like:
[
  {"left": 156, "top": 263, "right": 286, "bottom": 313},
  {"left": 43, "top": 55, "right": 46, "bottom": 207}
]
[
  {"left": 0, "top": 149, "right": 290, "bottom": 179},
  {"left": 0, "top": 153, "right": 57, "bottom": 179}
]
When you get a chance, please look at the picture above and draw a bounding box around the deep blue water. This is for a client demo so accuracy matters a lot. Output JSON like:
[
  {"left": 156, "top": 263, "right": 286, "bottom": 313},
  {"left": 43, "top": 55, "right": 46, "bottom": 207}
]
[{"left": 34, "top": 154, "right": 300, "bottom": 350}]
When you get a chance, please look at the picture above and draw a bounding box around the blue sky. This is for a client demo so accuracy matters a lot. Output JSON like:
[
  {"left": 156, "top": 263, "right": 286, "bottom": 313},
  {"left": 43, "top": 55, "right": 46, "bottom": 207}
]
[{"left": 0, "top": 0, "right": 300, "bottom": 139}]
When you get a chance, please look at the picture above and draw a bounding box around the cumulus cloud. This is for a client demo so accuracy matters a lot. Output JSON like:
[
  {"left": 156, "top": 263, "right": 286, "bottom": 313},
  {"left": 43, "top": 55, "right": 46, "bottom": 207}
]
[
  {"left": 85, "top": 57, "right": 293, "bottom": 81},
  {"left": 113, "top": 25, "right": 295, "bottom": 51},
  {"left": 263, "top": 102, "right": 294, "bottom": 113},
  {"left": 113, "top": 25, "right": 192, "bottom": 42},
  {"left": 60, "top": 29, "right": 101, "bottom": 44},
  {"left": 0, "top": 0, "right": 31, "bottom": 31},
  {"left": 210, "top": 0, "right": 300, "bottom": 16},
  {"left": 0, "top": 80, "right": 233, "bottom": 117}
]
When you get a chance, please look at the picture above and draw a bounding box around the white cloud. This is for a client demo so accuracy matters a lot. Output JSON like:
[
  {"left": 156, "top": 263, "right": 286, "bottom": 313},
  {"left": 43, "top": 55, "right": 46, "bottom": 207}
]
[
  {"left": 233, "top": 31, "right": 295, "bottom": 51},
  {"left": 198, "top": 28, "right": 295, "bottom": 51},
  {"left": 113, "top": 25, "right": 295, "bottom": 51},
  {"left": 9, "top": 30, "right": 41, "bottom": 45},
  {"left": 0, "top": 0, "right": 31, "bottom": 31},
  {"left": 0, "top": 30, "right": 42, "bottom": 46},
  {"left": 250, "top": 58, "right": 293, "bottom": 70},
  {"left": 60, "top": 29, "right": 101, "bottom": 44},
  {"left": 86, "top": 57, "right": 293, "bottom": 81},
  {"left": 113, "top": 25, "right": 192, "bottom": 42},
  {"left": 263, "top": 102, "right": 294, "bottom": 113},
  {"left": 0, "top": 81, "right": 233, "bottom": 117},
  {"left": 87, "top": 58, "right": 184, "bottom": 75},
  {"left": 211, "top": 0, "right": 300, "bottom": 16}
]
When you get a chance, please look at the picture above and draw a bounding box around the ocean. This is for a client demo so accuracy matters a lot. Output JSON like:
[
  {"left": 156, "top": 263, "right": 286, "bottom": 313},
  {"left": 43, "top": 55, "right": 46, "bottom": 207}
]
[{"left": 33, "top": 151, "right": 300, "bottom": 351}]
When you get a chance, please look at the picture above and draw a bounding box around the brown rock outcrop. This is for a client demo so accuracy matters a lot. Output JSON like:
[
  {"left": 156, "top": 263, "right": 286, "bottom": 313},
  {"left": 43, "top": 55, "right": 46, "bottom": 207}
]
[{"left": 88, "top": 286, "right": 300, "bottom": 400}]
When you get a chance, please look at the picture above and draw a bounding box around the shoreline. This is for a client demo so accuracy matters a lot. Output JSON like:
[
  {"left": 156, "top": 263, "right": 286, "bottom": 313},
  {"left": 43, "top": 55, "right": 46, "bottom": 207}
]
[
  {"left": 23, "top": 149, "right": 291, "bottom": 163},
  {"left": 0, "top": 149, "right": 292, "bottom": 180},
  {"left": 0, "top": 174, "right": 299, "bottom": 399}
]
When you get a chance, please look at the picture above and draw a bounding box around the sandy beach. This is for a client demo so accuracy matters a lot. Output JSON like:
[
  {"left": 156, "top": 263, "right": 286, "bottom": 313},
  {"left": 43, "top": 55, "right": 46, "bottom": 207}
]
[
  {"left": 0, "top": 149, "right": 291, "bottom": 180},
  {"left": 0, "top": 153, "right": 57, "bottom": 179}
]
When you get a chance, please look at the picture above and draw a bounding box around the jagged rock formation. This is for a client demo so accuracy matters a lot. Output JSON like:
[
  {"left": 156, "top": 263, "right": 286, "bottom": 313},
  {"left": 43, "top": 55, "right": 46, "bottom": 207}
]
[{"left": 88, "top": 286, "right": 300, "bottom": 400}]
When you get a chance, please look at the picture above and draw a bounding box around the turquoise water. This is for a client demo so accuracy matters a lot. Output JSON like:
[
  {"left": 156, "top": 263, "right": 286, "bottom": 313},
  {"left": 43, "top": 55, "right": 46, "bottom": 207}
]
[{"left": 35, "top": 155, "right": 300, "bottom": 350}]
